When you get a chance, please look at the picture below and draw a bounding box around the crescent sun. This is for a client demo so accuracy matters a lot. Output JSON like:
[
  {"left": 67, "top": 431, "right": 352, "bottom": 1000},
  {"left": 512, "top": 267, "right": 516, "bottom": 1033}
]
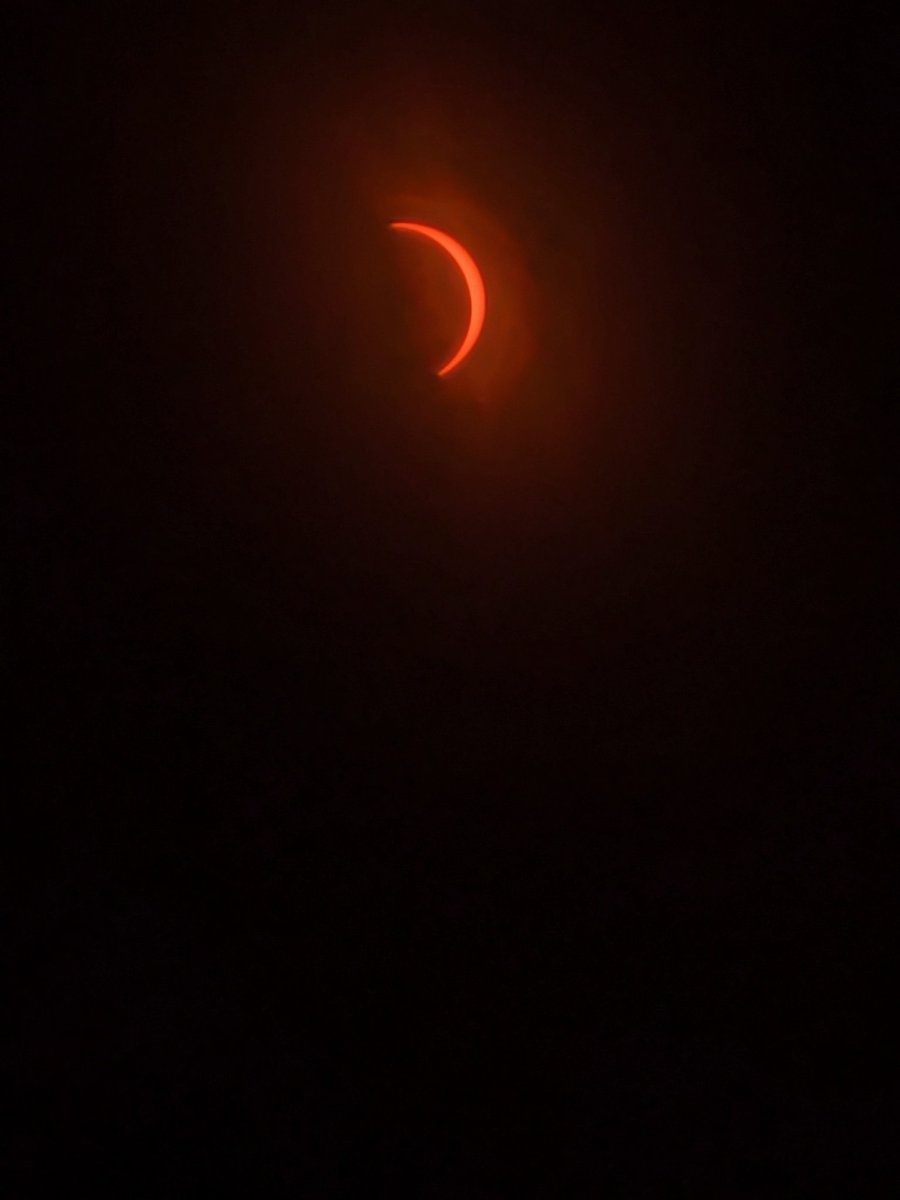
[{"left": 389, "top": 221, "right": 486, "bottom": 377}]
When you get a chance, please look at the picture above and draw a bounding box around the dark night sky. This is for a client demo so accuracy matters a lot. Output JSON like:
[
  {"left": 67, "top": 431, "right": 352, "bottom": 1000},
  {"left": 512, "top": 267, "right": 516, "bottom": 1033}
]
[{"left": 8, "top": 2, "right": 897, "bottom": 1193}]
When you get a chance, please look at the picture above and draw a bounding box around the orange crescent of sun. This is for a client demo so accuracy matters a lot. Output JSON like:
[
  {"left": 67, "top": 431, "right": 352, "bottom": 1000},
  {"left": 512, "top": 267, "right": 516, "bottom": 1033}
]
[{"left": 389, "top": 221, "right": 486, "bottom": 377}]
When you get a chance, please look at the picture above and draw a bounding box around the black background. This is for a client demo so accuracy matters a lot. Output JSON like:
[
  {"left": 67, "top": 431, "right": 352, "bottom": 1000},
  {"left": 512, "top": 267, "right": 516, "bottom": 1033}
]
[{"left": 8, "top": 1, "right": 896, "bottom": 1193}]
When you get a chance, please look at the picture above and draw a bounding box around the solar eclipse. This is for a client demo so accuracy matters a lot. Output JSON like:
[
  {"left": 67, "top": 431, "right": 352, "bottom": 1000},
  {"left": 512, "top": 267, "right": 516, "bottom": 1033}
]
[{"left": 389, "top": 221, "right": 486, "bottom": 378}]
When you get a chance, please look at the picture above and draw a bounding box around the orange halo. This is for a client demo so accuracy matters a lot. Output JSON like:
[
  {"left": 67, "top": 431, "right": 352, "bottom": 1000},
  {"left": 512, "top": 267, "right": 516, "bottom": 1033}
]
[{"left": 389, "top": 221, "right": 486, "bottom": 377}]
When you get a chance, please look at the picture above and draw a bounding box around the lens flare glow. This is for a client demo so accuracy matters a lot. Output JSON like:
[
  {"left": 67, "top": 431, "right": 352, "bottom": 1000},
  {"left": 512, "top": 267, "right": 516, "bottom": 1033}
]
[{"left": 389, "top": 221, "right": 486, "bottom": 377}]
